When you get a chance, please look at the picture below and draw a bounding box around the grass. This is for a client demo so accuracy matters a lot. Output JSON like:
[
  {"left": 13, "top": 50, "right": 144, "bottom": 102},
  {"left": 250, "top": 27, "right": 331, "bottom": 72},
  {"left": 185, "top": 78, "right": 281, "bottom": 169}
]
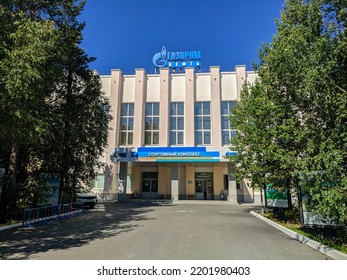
[{"left": 262, "top": 209, "right": 347, "bottom": 255}]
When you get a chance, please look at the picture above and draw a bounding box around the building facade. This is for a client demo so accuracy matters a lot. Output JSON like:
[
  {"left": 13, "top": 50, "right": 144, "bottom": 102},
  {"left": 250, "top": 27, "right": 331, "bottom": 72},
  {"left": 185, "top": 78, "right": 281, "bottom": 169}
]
[{"left": 92, "top": 66, "right": 261, "bottom": 204}]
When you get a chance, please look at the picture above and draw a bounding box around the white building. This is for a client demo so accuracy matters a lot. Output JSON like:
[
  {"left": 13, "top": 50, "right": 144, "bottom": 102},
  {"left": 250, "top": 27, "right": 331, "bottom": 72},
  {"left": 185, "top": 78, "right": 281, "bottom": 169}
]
[{"left": 92, "top": 65, "right": 261, "bottom": 204}]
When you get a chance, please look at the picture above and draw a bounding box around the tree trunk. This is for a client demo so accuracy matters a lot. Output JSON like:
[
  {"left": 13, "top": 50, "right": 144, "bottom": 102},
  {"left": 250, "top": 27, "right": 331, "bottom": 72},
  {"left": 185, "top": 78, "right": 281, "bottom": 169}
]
[{"left": 0, "top": 146, "right": 20, "bottom": 223}]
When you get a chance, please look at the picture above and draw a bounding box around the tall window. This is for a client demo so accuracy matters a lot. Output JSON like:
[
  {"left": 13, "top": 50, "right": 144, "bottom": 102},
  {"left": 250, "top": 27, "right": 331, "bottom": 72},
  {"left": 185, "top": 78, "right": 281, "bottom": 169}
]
[
  {"left": 145, "top": 102, "right": 159, "bottom": 145},
  {"left": 170, "top": 102, "right": 184, "bottom": 145},
  {"left": 119, "top": 103, "right": 134, "bottom": 145},
  {"left": 221, "top": 101, "right": 237, "bottom": 145},
  {"left": 194, "top": 102, "right": 211, "bottom": 145}
]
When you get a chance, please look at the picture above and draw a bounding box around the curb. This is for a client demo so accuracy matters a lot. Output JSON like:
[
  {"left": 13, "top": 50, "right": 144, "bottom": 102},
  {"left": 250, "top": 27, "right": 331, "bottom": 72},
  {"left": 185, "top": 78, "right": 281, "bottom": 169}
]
[
  {"left": 250, "top": 211, "right": 347, "bottom": 260},
  {"left": 0, "top": 222, "right": 22, "bottom": 231}
]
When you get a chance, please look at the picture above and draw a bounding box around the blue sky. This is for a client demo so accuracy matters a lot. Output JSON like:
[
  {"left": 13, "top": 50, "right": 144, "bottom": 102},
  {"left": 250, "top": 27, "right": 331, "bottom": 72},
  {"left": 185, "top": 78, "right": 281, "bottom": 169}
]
[{"left": 79, "top": 0, "right": 285, "bottom": 75}]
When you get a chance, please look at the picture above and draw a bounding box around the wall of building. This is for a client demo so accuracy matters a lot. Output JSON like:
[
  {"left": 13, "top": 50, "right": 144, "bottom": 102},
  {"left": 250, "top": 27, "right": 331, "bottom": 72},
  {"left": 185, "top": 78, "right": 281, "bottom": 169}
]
[{"left": 92, "top": 66, "right": 261, "bottom": 204}]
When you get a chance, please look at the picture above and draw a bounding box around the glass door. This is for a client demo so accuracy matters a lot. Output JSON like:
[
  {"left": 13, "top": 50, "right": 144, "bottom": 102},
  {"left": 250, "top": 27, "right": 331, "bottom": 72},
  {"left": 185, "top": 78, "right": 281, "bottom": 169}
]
[
  {"left": 195, "top": 179, "right": 204, "bottom": 200},
  {"left": 195, "top": 174, "right": 214, "bottom": 200},
  {"left": 142, "top": 172, "right": 158, "bottom": 199}
]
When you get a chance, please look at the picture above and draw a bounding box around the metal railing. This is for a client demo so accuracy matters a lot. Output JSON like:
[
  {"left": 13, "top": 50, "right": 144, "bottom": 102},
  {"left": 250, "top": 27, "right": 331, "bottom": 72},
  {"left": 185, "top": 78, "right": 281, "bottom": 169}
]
[{"left": 22, "top": 202, "right": 84, "bottom": 227}]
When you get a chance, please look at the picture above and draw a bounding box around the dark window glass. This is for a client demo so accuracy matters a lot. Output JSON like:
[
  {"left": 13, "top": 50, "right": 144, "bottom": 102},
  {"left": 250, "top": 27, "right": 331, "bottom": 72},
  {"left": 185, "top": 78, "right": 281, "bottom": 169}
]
[
  {"left": 153, "top": 132, "right": 159, "bottom": 144},
  {"left": 204, "top": 131, "right": 211, "bottom": 144},
  {"left": 119, "top": 103, "right": 134, "bottom": 146},
  {"left": 194, "top": 102, "right": 201, "bottom": 115},
  {"left": 177, "top": 132, "right": 184, "bottom": 144}
]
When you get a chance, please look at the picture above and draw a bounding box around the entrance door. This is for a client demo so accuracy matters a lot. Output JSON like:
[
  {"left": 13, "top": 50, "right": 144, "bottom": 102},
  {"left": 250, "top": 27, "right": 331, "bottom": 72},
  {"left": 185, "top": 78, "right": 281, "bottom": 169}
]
[
  {"left": 195, "top": 173, "right": 214, "bottom": 200},
  {"left": 142, "top": 172, "right": 158, "bottom": 199}
]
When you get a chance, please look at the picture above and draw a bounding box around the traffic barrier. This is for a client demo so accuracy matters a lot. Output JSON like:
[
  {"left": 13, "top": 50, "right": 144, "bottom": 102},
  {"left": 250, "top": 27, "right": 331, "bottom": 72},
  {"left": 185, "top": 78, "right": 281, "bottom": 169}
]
[{"left": 22, "top": 202, "right": 84, "bottom": 227}]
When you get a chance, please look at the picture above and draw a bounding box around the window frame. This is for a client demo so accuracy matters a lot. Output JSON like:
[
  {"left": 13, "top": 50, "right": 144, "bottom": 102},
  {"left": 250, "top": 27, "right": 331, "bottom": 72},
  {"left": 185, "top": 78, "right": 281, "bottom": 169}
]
[
  {"left": 194, "top": 102, "right": 211, "bottom": 145},
  {"left": 119, "top": 103, "right": 134, "bottom": 146},
  {"left": 144, "top": 102, "right": 160, "bottom": 145},
  {"left": 169, "top": 102, "right": 184, "bottom": 146},
  {"left": 221, "top": 101, "right": 237, "bottom": 146}
]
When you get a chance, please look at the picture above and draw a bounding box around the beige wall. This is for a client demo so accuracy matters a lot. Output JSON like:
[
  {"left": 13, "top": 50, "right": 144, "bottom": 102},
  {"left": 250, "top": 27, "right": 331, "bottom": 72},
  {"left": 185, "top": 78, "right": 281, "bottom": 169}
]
[
  {"left": 146, "top": 75, "right": 160, "bottom": 102},
  {"left": 221, "top": 73, "right": 237, "bottom": 101},
  {"left": 247, "top": 72, "right": 258, "bottom": 86},
  {"left": 213, "top": 165, "right": 224, "bottom": 196},
  {"left": 122, "top": 76, "right": 135, "bottom": 103},
  {"left": 185, "top": 166, "right": 195, "bottom": 195},
  {"left": 159, "top": 69, "right": 169, "bottom": 146},
  {"left": 185, "top": 68, "right": 195, "bottom": 146},
  {"left": 158, "top": 165, "right": 169, "bottom": 195},
  {"left": 210, "top": 66, "right": 222, "bottom": 147},
  {"left": 131, "top": 165, "right": 141, "bottom": 194},
  {"left": 235, "top": 65, "right": 246, "bottom": 100},
  {"left": 133, "top": 69, "right": 146, "bottom": 147},
  {"left": 195, "top": 74, "right": 211, "bottom": 101},
  {"left": 171, "top": 75, "right": 185, "bottom": 102}
]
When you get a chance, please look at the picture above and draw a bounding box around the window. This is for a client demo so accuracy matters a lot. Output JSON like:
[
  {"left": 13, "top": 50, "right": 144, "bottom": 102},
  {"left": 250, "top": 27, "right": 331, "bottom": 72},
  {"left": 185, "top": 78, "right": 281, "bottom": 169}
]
[
  {"left": 194, "top": 102, "right": 211, "bottom": 145},
  {"left": 169, "top": 102, "right": 184, "bottom": 145},
  {"left": 93, "top": 174, "right": 105, "bottom": 189},
  {"left": 145, "top": 103, "right": 159, "bottom": 145},
  {"left": 221, "top": 101, "right": 237, "bottom": 145},
  {"left": 119, "top": 103, "right": 134, "bottom": 145}
]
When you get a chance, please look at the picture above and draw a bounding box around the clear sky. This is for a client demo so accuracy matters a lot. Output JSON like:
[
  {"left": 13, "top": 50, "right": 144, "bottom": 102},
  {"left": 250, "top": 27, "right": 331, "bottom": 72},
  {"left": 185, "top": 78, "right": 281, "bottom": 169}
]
[{"left": 79, "top": 0, "right": 285, "bottom": 75}]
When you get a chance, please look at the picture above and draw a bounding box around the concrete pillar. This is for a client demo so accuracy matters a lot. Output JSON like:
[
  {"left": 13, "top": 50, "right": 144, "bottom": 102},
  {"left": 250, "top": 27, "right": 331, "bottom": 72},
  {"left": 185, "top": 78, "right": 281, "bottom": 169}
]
[
  {"left": 186, "top": 165, "right": 195, "bottom": 198},
  {"left": 126, "top": 164, "right": 132, "bottom": 194},
  {"left": 159, "top": 68, "right": 170, "bottom": 146},
  {"left": 185, "top": 67, "right": 195, "bottom": 146},
  {"left": 227, "top": 164, "right": 238, "bottom": 204},
  {"left": 131, "top": 165, "right": 141, "bottom": 196},
  {"left": 133, "top": 69, "right": 146, "bottom": 147},
  {"left": 213, "top": 165, "right": 224, "bottom": 199},
  {"left": 210, "top": 66, "right": 222, "bottom": 147},
  {"left": 158, "top": 165, "right": 169, "bottom": 197},
  {"left": 106, "top": 70, "right": 123, "bottom": 197},
  {"left": 235, "top": 65, "right": 246, "bottom": 101},
  {"left": 171, "top": 163, "right": 179, "bottom": 201}
]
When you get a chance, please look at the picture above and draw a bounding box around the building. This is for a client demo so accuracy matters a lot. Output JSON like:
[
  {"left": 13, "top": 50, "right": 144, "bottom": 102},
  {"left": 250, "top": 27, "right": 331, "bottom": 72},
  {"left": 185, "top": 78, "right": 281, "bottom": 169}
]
[{"left": 92, "top": 65, "right": 261, "bottom": 204}]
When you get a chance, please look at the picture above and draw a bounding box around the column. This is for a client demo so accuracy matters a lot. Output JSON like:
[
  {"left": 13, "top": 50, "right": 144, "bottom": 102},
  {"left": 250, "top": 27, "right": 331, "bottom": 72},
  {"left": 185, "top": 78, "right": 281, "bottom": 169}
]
[
  {"left": 210, "top": 66, "right": 222, "bottom": 147},
  {"left": 158, "top": 164, "right": 169, "bottom": 198},
  {"left": 235, "top": 65, "right": 246, "bottom": 101},
  {"left": 159, "top": 68, "right": 170, "bottom": 146},
  {"left": 106, "top": 69, "right": 123, "bottom": 199},
  {"left": 227, "top": 164, "right": 238, "bottom": 204},
  {"left": 213, "top": 165, "right": 224, "bottom": 200},
  {"left": 131, "top": 165, "right": 142, "bottom": 198},
  {"left": 126, "top": 164, "right": 132, "bottom": 195},
  {"left": 171, "top": 163, "right": 179, "bottom": 201},
  {"left": 186, "top": 165, "right": 195, "bottom": 199},
  {"left": 185, "top": 67, "right": 195, "bottom": 146},
  {"left": 133, "top": 69, "right": 146, "bottom": 147}
]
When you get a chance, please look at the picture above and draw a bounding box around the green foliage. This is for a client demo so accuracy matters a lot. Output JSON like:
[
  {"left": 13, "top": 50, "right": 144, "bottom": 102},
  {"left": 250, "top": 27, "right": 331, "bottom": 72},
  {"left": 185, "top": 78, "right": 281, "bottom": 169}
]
[
  {"left": 230, "top": 0, "right": 347, "bottom": 225},
  {"left": 0, "top": 0, "right": 110, "bottom": 223}
]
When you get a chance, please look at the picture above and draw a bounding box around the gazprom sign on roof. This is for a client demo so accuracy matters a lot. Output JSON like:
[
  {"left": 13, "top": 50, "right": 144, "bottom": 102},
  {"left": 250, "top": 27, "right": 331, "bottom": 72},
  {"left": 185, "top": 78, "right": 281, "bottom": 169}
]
[{"left": 153, "top": 46, "right": 201, "bottom": 69}]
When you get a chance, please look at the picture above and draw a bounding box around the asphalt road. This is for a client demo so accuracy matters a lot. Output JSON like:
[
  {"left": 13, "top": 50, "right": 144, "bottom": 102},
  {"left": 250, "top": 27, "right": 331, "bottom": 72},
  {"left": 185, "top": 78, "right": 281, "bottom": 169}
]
[{"left": 0, "top": 202, "right": 328, "bottom": 260}]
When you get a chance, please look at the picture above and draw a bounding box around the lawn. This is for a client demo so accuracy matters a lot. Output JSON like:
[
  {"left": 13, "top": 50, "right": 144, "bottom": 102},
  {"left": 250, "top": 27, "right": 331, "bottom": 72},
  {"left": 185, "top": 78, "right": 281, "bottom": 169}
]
[{"left": 262, "top": 209, "right": 347, "bottom": 255}]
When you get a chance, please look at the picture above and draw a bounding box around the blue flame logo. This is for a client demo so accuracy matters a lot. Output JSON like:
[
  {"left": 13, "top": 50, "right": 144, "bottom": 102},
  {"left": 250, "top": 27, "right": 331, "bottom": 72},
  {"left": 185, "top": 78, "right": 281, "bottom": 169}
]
[{"left": 153, "top": 46, "right": 167, "bottom": 68}]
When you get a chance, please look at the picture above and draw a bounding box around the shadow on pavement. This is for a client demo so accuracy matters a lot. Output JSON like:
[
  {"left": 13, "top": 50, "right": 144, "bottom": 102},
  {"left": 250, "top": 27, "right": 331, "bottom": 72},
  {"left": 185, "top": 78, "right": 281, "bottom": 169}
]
[{"left": 0, "top": 203, "right": 163, "bottom": 260}]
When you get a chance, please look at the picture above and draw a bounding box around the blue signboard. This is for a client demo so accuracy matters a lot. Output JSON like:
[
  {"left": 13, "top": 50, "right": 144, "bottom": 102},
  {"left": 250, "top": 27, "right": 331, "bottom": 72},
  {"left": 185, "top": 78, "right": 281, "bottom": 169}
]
[
  {"left": 153, "top": 46, "right": 201, "bottom": 70},
  {"left": 137, "top": 147, "right": 219, "bottom": 162},
  {"left": 110, "top": 147, "right": 138, "bottom": 162},
  {"left": 225, "top": 151, "right": 238, "bottom": 157}
]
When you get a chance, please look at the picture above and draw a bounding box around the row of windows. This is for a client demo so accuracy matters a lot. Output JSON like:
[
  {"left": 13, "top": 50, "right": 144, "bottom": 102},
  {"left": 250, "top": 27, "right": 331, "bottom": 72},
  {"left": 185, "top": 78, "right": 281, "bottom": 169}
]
[{"left": 119, "top": 101, "right": 236, "bottom": 146}]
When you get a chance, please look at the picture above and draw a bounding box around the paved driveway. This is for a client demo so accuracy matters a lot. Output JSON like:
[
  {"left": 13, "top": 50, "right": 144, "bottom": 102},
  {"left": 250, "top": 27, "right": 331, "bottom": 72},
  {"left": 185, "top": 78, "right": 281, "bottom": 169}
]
[{"left": 0, "top": 202, "right": 328, "bottom": 260}]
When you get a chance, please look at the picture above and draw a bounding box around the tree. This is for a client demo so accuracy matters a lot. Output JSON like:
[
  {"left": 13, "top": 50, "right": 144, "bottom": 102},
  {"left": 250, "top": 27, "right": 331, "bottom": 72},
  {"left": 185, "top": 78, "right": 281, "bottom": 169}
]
[
  {"left": 230, "top": 0, "right": 347, "bottom": 225},
  {"left": 0, "top": 10, "right": 58, "bottom": 221},
  {"left": 0, "top": 0, "right": 110, "bottom": 223}
]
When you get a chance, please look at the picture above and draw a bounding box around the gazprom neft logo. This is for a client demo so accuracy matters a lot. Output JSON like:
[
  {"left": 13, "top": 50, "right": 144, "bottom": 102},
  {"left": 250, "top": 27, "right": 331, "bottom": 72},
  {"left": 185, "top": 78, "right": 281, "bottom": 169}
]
[{"left": 152, "top": 46, "right": 201, "bottom": 69}]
